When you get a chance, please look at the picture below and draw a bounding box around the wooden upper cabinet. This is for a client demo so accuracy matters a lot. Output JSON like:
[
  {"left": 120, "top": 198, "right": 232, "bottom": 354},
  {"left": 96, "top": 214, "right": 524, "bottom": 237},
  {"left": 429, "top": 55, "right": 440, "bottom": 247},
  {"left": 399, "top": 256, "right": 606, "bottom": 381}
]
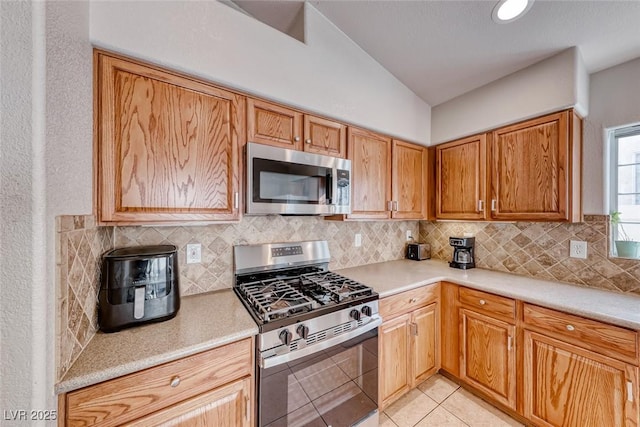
[
  {"left": 392, "top": 140, "right": 429, "bottom": 219},
  {"left": 246, "top": 98, "right": 346, "bottom": 157},
  {"left": 490, "top": 110, "right": 582, "bottom": 222},
  {"left": 303, "top": 115, "right": 347, "bottom": 158},
  {"left": 96, "top": 52, "right": 243, "bottom": 223},
  {"left": 436, "top": 134, "right": 487, "bottom": 220},
  {"left": 247, "top": 98, "right": 303, "bottom": 150},
  {"left": 348, "top": 127, "right": 392, "bottom": 219}
]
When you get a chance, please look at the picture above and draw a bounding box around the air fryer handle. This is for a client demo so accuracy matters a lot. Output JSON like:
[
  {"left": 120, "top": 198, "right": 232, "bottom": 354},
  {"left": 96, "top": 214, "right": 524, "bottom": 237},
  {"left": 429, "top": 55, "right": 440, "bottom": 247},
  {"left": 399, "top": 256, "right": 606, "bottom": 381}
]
[{"left": 133, "top": 286, "right": 145, "bottom": 319}]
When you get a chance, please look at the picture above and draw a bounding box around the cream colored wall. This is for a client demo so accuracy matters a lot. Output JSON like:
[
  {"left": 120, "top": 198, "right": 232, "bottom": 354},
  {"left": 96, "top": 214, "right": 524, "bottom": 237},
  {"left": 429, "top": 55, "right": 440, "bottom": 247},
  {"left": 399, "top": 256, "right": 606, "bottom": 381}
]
[
  {"left": 583, "top": 57, "right": 640, "bottom": 214},
  {"left": 1, "top": 0, "right": 92, "bottom": 414},
  {"left": 89, "top": 1, "right": 432, "bottom": 145},
  {"left": 431, "top": 47, "right": 588, "bottom": 144}
]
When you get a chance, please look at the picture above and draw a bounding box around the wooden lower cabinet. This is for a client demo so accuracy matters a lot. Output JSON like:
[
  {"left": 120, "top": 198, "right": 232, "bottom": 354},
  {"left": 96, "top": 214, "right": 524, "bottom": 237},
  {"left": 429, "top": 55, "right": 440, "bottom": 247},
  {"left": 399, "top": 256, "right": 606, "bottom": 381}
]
[
  {"left": 460, "top": 309, "right": 516, "bottom": 410},
  {"left": 61, "top": 338, "right": 254, "bottom": 427},
  {"left": 125, "top": 377, "right": 251, "bottom": 427},
  {"left": 379, "top": 289, "right": 439, "bottom": 409},
  {"left": 524, "top": 330, "right": 638, "bottom": 427},
  {"left": 379, "top": 313, "right": 412, "bottom": 406}
]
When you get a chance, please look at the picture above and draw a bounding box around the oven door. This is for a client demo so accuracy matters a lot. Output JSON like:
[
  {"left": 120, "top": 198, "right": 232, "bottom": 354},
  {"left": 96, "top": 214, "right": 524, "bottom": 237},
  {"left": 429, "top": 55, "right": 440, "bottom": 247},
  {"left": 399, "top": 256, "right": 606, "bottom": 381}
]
[
  {"left": 246, "top": 142, "right": 351, "bottom": 215},
  {"left": 258, "top": 328, "right": 378, "bottom": 427}
]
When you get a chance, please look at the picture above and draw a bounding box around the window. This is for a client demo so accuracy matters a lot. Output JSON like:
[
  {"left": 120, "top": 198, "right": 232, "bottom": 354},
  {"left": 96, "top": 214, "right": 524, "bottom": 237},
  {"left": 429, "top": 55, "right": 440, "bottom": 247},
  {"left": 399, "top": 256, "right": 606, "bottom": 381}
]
[{"left": 609, "top": 124, "right": 640, "bottom": 257}]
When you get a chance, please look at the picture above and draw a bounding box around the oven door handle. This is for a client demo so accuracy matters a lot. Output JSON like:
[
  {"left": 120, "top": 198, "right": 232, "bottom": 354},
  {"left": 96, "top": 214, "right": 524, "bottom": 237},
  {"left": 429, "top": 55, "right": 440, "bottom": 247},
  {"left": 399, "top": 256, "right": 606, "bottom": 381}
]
[{"left": 260, "top": 316, "right": 382, "bottom": 369}]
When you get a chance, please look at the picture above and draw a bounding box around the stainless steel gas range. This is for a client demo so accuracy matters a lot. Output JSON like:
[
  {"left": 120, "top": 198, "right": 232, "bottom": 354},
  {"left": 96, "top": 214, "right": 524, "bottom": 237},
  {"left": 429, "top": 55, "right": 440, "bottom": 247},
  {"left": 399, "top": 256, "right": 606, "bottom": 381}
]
[{"left": 234, "top": 240, "right": 381, "bottom": 427}]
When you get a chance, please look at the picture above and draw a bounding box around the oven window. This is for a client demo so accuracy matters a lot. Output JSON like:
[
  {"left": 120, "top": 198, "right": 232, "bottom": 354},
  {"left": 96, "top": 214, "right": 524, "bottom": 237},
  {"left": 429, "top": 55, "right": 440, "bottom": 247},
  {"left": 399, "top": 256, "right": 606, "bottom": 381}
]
[
  {"left": 259, "top": 329, "right": 378, "bottom": 427},
  {"left": 253, "top": 158, "right": 328, "bottom": 205}
]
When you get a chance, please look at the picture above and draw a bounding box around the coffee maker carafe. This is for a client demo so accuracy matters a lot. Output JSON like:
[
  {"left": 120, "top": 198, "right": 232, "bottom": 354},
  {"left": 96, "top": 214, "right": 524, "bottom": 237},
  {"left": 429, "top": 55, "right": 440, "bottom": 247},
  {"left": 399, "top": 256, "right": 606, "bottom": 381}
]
[{"left": 449, "top": 237, "right": 475, "bottom": 269}]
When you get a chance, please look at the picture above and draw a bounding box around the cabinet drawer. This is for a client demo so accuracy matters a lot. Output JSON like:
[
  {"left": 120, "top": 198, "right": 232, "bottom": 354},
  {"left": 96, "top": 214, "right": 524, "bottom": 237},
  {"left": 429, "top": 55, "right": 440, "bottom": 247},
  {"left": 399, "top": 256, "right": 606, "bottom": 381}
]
[
  {"left": 459, "top": 288, "right": 515, "bottom": 321},
  {"left": 380, "top": 284, "right": 439, "bottom": 319},
  {"left": 66, "top": 338, "right": 253, "bottom": 427},
  {"left": 523, "top": 304, "right": 637, "bottom": 363}
]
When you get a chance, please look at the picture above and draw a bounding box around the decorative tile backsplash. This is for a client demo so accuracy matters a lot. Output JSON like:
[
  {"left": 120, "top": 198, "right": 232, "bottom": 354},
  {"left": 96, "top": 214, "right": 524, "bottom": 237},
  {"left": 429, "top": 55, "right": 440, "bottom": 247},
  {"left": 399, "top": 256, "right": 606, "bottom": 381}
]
[
  {"left": 56, "top": 215, "right": 113, "bottom": 380},
  {"left": 115, "top": 216, "right": 419, "bottom": 296},
  {"left": 419, "top": 215, "right": 640, "bottom": 295},
  {"left": 55, "top": 215, "right": 417, "bottom": 379},
  {"left": 57, "top": 213, "right": 640, "bottom": 380}
]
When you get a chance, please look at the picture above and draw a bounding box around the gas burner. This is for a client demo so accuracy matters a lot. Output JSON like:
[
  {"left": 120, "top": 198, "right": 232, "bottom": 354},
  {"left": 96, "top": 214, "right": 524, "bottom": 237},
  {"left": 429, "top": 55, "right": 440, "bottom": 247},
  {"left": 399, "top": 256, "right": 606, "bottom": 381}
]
[
  {"left": 238, "top": 278, "right": 315, "bottom": 322},
  {"left": 301, "top": 271, "right": 374, "bottom": 302}
]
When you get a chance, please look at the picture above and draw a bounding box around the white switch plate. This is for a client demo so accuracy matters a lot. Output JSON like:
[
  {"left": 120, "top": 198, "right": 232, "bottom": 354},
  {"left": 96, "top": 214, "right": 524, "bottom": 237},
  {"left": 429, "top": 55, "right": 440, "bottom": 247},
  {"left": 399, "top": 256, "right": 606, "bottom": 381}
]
[
  {"left": 186, "top": 243, "right": 202, "bottom": 264},
  {"left": 355, "top": 233, "right": 362, "bottom": 248},
  {"left": 569, "top": 240, "right": 587, "bottom": 259},
  {"left": 406, "top": 230, "right": 413, "bottom": 241}
]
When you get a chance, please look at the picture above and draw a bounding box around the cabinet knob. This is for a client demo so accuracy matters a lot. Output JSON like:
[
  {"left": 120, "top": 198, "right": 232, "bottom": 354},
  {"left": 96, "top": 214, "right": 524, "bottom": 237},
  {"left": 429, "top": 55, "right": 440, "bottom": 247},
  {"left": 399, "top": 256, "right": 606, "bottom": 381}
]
[
  {"left": 294, "top": 136, "right": 300, "bottom": 142},
  {"left": 305, "top": 138, "right": 311, "bottom": 144},
  {"left": 479, "top": 299, "right": 486, "bottom": 305},
  {"left": 170, "top": 376, "right": 181, "bottom": 388},
  {"left": 410, "top": 298, "right": 417, "bottom": 303},
  {"left": 566, "top": 324, "right": 575, "bottom": 331}
]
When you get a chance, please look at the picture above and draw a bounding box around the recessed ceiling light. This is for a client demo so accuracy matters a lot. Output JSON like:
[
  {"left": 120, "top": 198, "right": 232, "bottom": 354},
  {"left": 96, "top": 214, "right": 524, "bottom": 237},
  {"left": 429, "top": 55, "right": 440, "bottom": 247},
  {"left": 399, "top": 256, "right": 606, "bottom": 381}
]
[{"left": 492, "top": 0, "right": 534, "bottom": 23}]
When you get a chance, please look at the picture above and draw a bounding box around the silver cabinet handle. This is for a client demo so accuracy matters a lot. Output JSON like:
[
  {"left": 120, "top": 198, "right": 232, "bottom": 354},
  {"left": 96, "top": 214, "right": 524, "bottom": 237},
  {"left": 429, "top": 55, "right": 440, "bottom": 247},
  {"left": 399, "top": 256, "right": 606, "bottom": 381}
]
[
  {"left": 393, "top": 201, "right": 399, "bottom": 211},
  {"left": 387, "top": 201, "right": 393, "bottom": 211},
  {"left": 294, "top": 136, "right": 300, "bottom": 142},
  {"left": 478, "top": 200, "right": 484, "bottom": 212},
  {"left": 508, "top": 336, "right": 513, "bottom": 351},
  {"left": 479, "top": 299, "right": 486, "bottom": 305},
  {"left": 628, "top": 380, "right": 634, "bottom": 402},
  {"left": 566, "top": 324, "right": 575, "bottom": 331},
  {"left": 491, "top": 199, "right": 497, "bottom": 211},
  {"left": 305, "top": 138, "right": 311, "bottom": 144},
  {"left": 170, "top": 376, "right": 181, "bottom": 388},
  {"left": 234, "top": 192, "right": 239, "bottom": 209},
  {"left": 410, "top": 298, "right": 417, "bottom": 303}
]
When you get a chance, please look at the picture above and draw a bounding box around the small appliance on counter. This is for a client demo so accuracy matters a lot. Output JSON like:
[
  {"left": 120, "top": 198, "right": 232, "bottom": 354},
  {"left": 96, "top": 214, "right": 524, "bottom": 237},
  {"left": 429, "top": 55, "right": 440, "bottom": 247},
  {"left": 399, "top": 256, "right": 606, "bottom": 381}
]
[
  {"left": 407, "top": 243, "right": 431, "bottom": 261},
  {"left": 449, "top": 237, "right": 476, "bottom": 269},
  {"left": 98, "top": 245, "right": 180, "bottom": 332}
]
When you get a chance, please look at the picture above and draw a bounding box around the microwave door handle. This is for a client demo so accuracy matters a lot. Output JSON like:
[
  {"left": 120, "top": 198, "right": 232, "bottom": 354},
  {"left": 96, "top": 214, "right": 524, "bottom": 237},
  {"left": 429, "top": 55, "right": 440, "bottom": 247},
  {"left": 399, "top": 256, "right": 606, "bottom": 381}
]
[{"left": 326, "top": 171, "right": 333, "bottom": 204}]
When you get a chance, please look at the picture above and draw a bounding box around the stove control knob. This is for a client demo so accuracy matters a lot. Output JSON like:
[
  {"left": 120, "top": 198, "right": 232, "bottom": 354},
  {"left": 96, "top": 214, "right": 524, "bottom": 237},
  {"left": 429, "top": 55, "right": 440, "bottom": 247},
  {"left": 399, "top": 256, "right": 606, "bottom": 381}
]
[
  {"left": 297, "top": 325, "right": 310, "bottom": 340},
  {"left": 349, "top": 309, "right": 362, "bottom": 321},
  {"left": 361, "top": 306, "right": 372, "bottom": 317},
  {"left": 279, "top": 329, "right": 293, "bottom": 346}
]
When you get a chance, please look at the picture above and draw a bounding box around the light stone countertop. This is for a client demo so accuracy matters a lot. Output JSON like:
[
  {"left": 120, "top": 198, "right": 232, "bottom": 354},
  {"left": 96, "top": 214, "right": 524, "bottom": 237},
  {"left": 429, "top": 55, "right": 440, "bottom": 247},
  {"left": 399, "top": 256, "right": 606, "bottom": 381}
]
[
  {"left": 55, "top": 289, "right": 258, "bottom": 394},
  {"left": 336, "top": 259, "right": 640, "bottom": 330}
]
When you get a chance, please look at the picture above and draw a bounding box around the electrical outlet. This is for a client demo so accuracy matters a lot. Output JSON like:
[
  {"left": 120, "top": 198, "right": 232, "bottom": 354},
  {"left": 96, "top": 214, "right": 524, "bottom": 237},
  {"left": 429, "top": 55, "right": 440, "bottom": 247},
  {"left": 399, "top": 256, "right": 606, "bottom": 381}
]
[
  {"left": 406, "top": 230, "right": 413, "bottom": 241},
  {"left": 186, "top": 243, "right": 202, "bottom": 264},
  {"left": 354, "top": 233, "right": 362, "bottom": 248},
  {"left": 569, "top": 240, "right": 587, "bottom": 259}
]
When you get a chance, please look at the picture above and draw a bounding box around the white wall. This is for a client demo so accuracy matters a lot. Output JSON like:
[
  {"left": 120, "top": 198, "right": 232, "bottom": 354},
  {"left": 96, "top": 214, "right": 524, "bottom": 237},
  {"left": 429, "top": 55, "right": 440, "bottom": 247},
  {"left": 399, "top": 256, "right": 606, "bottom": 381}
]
[
  {"left": 0, "top": 0, "right": 92, "bottom": 417},
  {"left": 432, "top": 47, "right": 589, "bottom": 144},
  {"left": 89, "top": 1, "right": 431, "bottom": 145},
  {"left": 583, "top": 57, "right": 640, "bottom": 214}
]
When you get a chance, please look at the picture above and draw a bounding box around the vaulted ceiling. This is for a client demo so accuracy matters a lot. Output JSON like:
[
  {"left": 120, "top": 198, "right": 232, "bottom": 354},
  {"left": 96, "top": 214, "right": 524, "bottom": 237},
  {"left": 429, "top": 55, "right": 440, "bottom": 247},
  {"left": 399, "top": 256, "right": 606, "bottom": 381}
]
[{"left": 231, "top": 0, "right": 640, "bottom": 106}]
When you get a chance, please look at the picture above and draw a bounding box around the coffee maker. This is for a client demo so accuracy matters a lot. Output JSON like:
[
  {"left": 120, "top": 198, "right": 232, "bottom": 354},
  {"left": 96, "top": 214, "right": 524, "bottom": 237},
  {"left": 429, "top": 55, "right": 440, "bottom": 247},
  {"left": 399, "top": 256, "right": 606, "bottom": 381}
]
[{"left": 449, "top": 237, "right": 475, "bottom": 269}]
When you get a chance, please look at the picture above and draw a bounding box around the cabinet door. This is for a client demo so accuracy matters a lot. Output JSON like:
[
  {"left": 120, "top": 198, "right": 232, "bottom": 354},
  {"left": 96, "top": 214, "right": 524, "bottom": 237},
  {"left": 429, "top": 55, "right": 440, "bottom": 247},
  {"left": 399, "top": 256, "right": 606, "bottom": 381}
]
[
  {"left": 97, "top": 53, "right": 242, "bottom": 223},
  {"left": 392, "top": 140, "right": 428, "bottom": 219},
  {"left": 348, "top": 127, "right": 392, "bottom": 219},
  {"left": 246, "top": 98, "right": 303, "bottom": 150},
  {"left": 524, "top": 331, "right": 638, "bottom": 427},
  {"left": 460, "top": 309, "right": 516, "bottom": 410},
  {"left": 125, "top": 377, "right": 251, "bottom": 427},
  {"left": 303, "top": 114, "right": 346, "bottom": 158},
  {"left": 379, "top": 313, "right": 411, "bottom": 408},
  {"left": 436, "top": 134, "right": 487, "bottom": 220},
  {"left": 411, "top": 303, "right": 439, "bottom": 385},
  {"left": 490, "top": 111, "right": 569, "bottom": 221}
]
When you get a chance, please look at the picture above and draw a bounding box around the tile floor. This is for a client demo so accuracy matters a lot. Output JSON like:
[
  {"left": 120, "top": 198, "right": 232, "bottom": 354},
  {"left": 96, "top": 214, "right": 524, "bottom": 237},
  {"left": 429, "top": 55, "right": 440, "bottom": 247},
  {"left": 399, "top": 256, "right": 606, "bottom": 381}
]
[{"left": 380, "top": 374, "right": 524, "bottom": 427}]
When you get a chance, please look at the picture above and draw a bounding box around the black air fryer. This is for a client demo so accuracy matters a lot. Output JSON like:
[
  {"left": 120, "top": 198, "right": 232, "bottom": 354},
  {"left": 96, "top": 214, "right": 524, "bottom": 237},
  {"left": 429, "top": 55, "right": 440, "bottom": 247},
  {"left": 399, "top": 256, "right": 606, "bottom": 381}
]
[{"left": 99, "top": 245, "right": 180, "bottom": 332}]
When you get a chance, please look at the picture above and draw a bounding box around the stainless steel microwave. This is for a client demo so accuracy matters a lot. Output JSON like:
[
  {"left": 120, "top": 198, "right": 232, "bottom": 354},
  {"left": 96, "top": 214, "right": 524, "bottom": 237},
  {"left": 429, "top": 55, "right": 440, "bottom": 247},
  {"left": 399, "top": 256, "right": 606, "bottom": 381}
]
[{"left": 246, "top": 142, "right": 351, "bottom": 215}]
